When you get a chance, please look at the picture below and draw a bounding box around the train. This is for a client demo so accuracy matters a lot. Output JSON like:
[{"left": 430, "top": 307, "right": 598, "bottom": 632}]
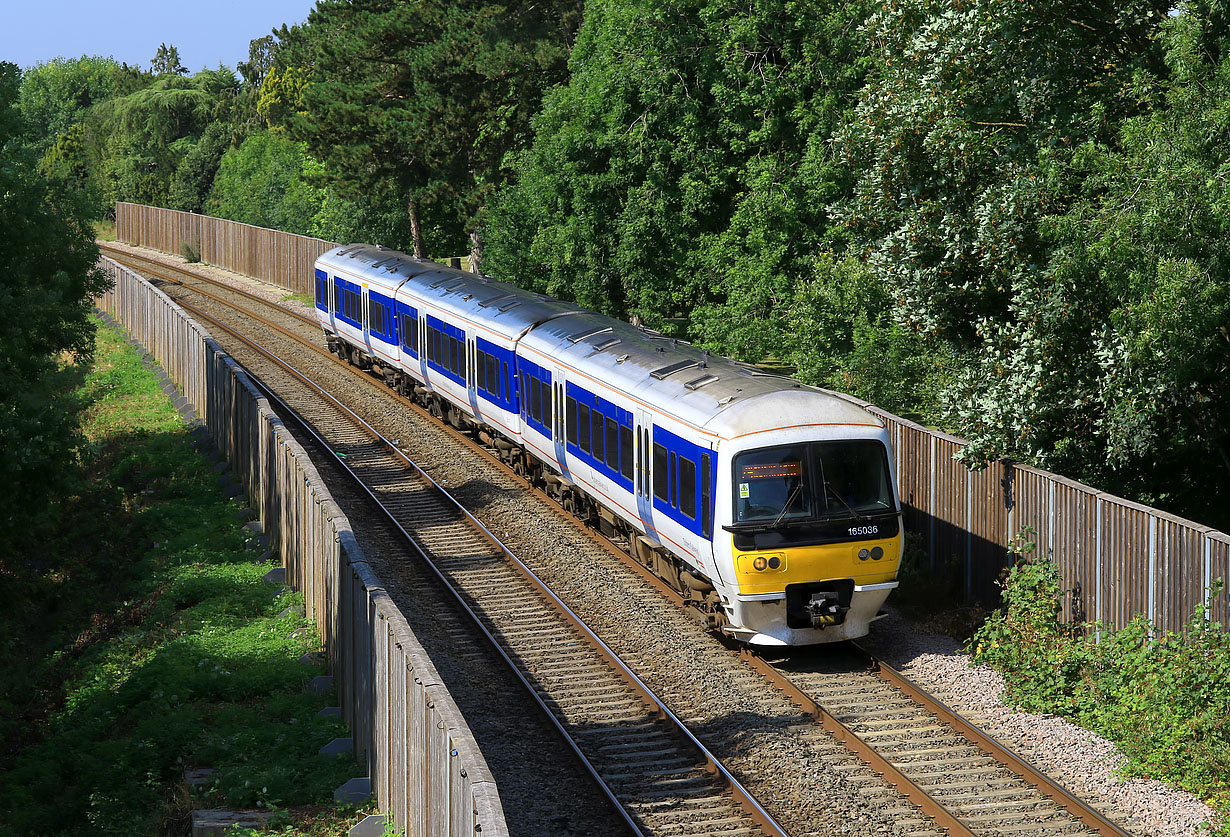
[{"left": 314, "top": 244, "right": 903, "bottom": 646}]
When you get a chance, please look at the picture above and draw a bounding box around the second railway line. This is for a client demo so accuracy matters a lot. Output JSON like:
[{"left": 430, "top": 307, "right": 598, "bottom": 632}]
[{"left": 104, "top": 242, "right": 1139, "bottom": 837}]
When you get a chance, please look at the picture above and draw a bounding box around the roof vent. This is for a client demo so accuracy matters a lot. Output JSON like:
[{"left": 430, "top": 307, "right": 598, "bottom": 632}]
[
  {"left": 650, "top": 360, "right": 699, "bottom": 380},
  {"left": 567, "top": 325, "right": 613, "bottom": 343},
  {"left": 684, "top": 374, "right": 718, "bottom": 391},
  {"left": 615, "top": 354, "right": 630, "bottom": 364},
  {"left": 593, "top": 337, "right": 621, "bottom": 351}
]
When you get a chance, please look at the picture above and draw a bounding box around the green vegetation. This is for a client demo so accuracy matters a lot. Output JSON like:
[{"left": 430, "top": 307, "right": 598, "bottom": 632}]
[
  {"left": 971, "top": 531, "right": 1230, "bottom": 831},
  {"left": 15, "top": 7, "right": 1230, "bottom": 531},
  {"left": 0, "top": 320, "right": 365, "bottom": 836}
]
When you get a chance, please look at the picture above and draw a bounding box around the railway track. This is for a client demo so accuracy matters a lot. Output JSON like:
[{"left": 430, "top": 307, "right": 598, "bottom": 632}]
[
  {"left": 169, "top": 291, "right": 784, "bottom": 837},
  {"left": 105, "top": 244, "right": 1138, "bottom": 837}
]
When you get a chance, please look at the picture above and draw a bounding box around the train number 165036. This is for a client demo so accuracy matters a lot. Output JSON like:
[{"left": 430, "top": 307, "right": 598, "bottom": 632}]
[{"left": 848, "top": 525, "right": 879, "bottom": 536}]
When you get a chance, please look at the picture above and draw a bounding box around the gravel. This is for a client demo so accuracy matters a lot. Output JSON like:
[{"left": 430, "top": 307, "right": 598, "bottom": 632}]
[{"left": 861, "top": 612, "right": 1220, "bottom": 837}]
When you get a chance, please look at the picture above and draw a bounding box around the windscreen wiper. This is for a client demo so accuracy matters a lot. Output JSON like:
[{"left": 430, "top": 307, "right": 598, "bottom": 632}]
[{"left": 824, "top": 483, "right": 868, "bottom": 522}]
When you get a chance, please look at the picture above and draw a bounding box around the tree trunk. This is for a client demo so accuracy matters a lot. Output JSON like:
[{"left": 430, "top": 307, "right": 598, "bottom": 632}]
[
  {"left": 469, "top": 229, "right": 484, "bottom": 275},
  {"left": 408, "top": 194, "right": 424, "bottom": 259}
]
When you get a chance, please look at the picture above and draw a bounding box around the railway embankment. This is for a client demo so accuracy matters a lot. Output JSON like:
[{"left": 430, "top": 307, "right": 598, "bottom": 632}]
[{"left": 0, "top": 316, "right": 373, "bottom": 835}]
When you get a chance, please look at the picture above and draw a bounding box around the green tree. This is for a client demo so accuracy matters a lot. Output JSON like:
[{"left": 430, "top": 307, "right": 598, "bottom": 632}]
[
  {"left": 0, "top": 62, "right": 110, "bottom": 529},
  {"left": 88, "top": 68, "right": 239, "bottom": 208},
  {"left": 482, "top": 0, "right": 886, "bottom": 364},
  {"left": 278, "top": 0, "right": 579, "bottom": 259},
  {"left": 151, "top": 43, "right": 187, "bottom": 76},
  {"left": 17, "top": 56, "right": 120, "bottom": 156},
  {"left": 168, "top": 120, "right": 234, "bottom": 212},
  {"left": 205, "top": 130, "right": 323, "bottom": 235}
]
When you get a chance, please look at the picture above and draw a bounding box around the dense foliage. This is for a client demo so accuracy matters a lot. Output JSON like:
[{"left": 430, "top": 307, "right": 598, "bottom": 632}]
[
  {"left": 971, "top": 532, "right": 1230, "bottom": 820},
  {"left": 0, "top": 62, "right": 109, "bottom": 533},
  {"left": 14, "top": 4, "right": 1230, "bottom": 530}
]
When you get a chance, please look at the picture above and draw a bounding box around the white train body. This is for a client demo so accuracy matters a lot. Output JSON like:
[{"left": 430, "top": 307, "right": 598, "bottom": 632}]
[{"left": 315, "top": 245, "right": 902, "bottom": 646}]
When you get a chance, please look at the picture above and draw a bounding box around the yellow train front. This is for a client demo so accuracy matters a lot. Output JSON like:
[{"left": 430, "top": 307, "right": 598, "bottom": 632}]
[{"left": 705, "top": 395, "right": 902, "bottom": 646}]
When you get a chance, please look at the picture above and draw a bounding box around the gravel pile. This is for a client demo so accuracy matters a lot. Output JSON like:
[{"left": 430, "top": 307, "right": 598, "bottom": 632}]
[{"left": 861, "top": 612, "right": 1220, "bottom": 837}]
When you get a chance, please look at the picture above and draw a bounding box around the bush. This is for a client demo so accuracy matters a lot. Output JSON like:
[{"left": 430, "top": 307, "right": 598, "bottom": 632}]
[{"left": 969, "top": 530, "right": 1230, "bottom": 827}]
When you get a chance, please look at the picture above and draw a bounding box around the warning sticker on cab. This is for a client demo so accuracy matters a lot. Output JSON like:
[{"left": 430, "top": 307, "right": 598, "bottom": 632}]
[{"left": 739, "top": 483, "right": 750, "bottom": 498}]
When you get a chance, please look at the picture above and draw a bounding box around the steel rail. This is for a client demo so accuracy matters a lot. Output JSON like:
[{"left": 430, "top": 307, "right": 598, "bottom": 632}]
[
  {"left": 176, "top": 297, "right": 788, "bottom": 837},
  {"left": 856, "top": 647, "right": 1134, "bottom": 837}
]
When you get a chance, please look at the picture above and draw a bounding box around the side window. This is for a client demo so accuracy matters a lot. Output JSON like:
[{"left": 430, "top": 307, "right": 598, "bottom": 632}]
[
  {"left": 579, "top": 404, "right": 591, "bottom": 453},
  {"left": 678, "top": 456, "right": 697, "bottom": 519},
  {"left": 566, "top": 397, "right": 578, "bottom": 444},
  {"left": 591, "top": 410, "right": 605, "bottom": 463},
  {"left": 605, "top": 417, "right": 619, "bottom": 471},
  {"left": 653, "top": 442, "right": 669, "bottom": 502},
  {"left": 486, "top": 354, "right": 496, "bottom": 395},
  {"left": 544, "top": 380, "right": 553, "bottom": 430},
  {"left": 531, "top": 377, "right": 542, "bottom": 423},
  {"left": 669, "top": 451, "right": 678, "bottom": 508},
  {"left": 620, "top": 425, "right": 633, "bottom": 480},
  {"left": 701, "top": 453, "right": 713, "bottom": 538},
  {"left": 501, "top": 361, "right": 508, "bottom": 401}
]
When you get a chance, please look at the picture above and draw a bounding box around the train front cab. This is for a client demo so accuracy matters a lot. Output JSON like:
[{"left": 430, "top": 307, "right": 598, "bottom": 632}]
[{"left": 714, "top": 426, "right": 902, "bottom": 646}]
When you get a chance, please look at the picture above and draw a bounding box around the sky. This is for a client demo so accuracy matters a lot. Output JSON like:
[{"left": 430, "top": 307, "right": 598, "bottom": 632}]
[{"left": 0, "top": 0, "right": 317, "bottom": 73}]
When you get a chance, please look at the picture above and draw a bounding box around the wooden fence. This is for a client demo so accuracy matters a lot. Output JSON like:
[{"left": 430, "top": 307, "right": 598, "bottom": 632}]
[
  {"left": 96, "top": 258, "right": 508, "bottom": 836},
  {"left": 112, "top": 203, "right": 1230, "bottom": 635},
  {"left": 116, "top": 203, "right": 337, "bottom": 296}
]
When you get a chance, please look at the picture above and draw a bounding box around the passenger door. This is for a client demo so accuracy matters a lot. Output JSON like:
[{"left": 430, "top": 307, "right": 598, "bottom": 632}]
[{"left": 635, "top": 409, "right": 658, "bottom": 541}]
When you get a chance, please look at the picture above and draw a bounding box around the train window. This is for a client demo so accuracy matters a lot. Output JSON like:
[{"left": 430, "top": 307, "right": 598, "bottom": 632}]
[
  {"left": 448, "top": 336, "right": 457, "bottom": 375},
  {"left": 605, "top": 417, "right": 619, "bottom": 471},
  {"left": 653, "top": 442, "right": 669, "bottom": 502},
  {"left": 477, "top": 352, "right": 487, "bottom": 392},
  {"left": 545, "top": 382, "right": 553, "bottom": 431},
  {"left": 579, "top": 404, "right": 591, "bottom": 453},
  {"left": 669, "top": 451, "right": 678, "bottom": 508},
  {"left": 678, "top": 456, "right": 697, "bottom": 519},
  {"left": 620, "top": 425, "right": 633, "bottom": 480},
  {"left": 591, "top": 409, "right": 604, "bottom": 464},
  {"left": 701, "top": 453, "right": 712, "bottom": 537},
  {"left": 488, "top": 354, "right": 498, "bottom": 394},
  {"left": 566, "top": 397, "right": 578, "bottom": 444},
  {"left": 461, "top": 341, "right": 467, "bottom": 380},
  {"left": 501, "top": 361, "right": 508, "bottom": 401}
]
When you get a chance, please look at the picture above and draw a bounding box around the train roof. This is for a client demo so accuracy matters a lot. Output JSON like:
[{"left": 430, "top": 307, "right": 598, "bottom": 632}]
[
  {"left": 318, "top": 244, "right": 585, "bottom": 340},
  {"left": 318, "top": 244, "right": 882, "bottom": 440},
  {"left": 519, "top": 312, "right": 880, "bottom": 440}
]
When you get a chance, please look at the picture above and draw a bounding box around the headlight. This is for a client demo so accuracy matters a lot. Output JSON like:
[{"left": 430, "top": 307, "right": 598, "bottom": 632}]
[
  {"left": 753, "top": 556, "right": 767, "bottom": 571},
  {"left": 871, "top": 547, "right": 884, "bottom": 560},
  {"left": 858, "top": 548, "right": 870, "bottom": 561}
]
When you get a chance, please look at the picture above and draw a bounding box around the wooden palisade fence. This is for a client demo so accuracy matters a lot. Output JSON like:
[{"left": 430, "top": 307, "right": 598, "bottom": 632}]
[
  {"left": 97, "top": 257, "right": 508, "bottom": 836},
  {"left": 115, "top": 204, "right": 1230, "bottom": 635}
]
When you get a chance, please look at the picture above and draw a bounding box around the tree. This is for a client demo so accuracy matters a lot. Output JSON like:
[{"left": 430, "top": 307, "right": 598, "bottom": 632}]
[
  {"left": 17, "top": 56, "right": 120, "bottom": 156},
  {"left": 151, "top": 43, "right": 187, "bottom": 76},
  {"left": 88, "top": 68, "right": 238, "bottom": 208},
  {"left": 0, "top": 62, "right": 110, "bottom": 529},
  {"left": 482, "top": 0, "right": 879, "bottom": 351},
  {"left": 168, "top": 120, "right": 233, "bottom": 212},
  {"left": 278, "top": 0, "right": 580, "bottom": 259},
  {"left": 205, "top": 130, "right": 323, "bottom": 235}
]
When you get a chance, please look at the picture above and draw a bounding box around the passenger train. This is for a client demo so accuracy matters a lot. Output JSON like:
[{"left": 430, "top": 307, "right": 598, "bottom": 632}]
[{"left": 314, "top": 244, "right": 902, "bottom": 646}]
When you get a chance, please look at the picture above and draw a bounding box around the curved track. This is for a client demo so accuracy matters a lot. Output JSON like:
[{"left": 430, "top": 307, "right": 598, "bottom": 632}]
[
  {"left": 104, "top": 244, "right": 1138, "bottom": 837},
  {"left": 169, "top": 289, "right": 784, "bottom": 837}
]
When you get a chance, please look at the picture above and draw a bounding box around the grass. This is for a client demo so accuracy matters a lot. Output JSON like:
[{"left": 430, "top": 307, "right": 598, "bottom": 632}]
[
  {"left": 0, "top": 317, "right": 372, "bottom": 836},
  {"left": 93, "top": 218, "right": 116, "bottom": 242}
]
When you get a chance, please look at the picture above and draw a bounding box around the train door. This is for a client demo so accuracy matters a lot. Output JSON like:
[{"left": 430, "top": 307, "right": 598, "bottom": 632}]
[
  {"left": 361, "top": 286, "right": 372, "bottom": 352},
  {"left": 553, "top": 378, "right": 569, "bottom": 477},
  {"left": 418, "top": 315, "right": 429, "bottom": 382},
  {"left": 466, "top": 338, "right": 481, "bottom": 417},
  {"left": 635, "top": 409, "right": 659, "bottom": 541}
]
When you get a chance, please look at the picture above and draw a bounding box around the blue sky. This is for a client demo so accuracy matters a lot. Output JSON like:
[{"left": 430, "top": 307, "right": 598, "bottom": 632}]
[{"left": 1, "top": 0, "right": 317, "bottom": 73}]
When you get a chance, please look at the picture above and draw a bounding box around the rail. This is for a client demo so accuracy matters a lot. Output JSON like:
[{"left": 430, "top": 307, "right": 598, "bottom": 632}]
[{"left": 95, "top": 257, "right": 509, "bottom": 836}]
